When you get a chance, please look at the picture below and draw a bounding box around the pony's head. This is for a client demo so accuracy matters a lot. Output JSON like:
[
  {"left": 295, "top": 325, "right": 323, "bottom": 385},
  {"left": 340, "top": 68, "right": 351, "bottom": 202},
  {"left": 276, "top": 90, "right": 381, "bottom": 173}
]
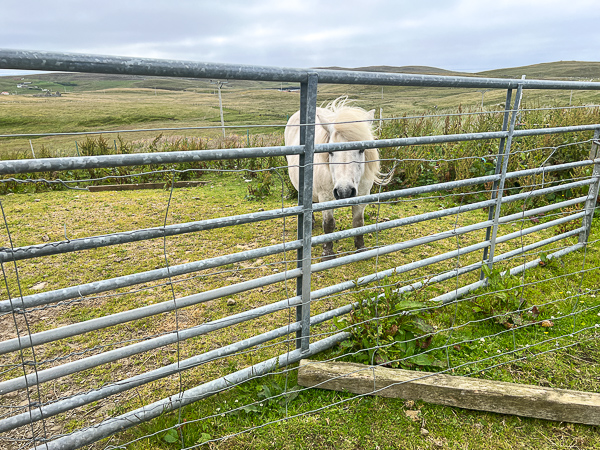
[{"left": 321, "top": 99, "right": 379, "bottom": 200}]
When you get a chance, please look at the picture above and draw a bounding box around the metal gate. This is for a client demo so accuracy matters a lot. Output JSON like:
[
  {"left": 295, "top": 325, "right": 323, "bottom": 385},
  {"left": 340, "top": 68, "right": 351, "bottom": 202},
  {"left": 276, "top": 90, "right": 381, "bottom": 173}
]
[{"left": 1, "top": 50, "right": 599, "bottom": 449}]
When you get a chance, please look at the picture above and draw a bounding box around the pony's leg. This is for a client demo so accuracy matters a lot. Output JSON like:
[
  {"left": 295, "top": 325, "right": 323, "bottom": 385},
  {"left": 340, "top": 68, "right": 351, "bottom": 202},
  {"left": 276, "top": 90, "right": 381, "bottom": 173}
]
[
  {"left": 352, "top": 204, "right": 367, "bottom": 251},
  {"left": 322, "top": 209, "right": 336, "bottom": 259}
]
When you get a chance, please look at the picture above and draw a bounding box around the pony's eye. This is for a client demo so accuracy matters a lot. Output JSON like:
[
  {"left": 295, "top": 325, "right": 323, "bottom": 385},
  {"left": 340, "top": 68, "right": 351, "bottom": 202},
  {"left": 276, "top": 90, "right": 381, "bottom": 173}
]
[
  {"left": 359, "top": 149, "right": 365, "bottom": 154},
  {"left": 328, "top": 152, "right": 334, "bottom": 157}
]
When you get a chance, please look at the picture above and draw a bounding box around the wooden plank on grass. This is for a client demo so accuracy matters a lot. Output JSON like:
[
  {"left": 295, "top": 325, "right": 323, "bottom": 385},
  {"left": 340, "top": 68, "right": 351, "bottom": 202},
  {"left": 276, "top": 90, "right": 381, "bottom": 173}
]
[
  {"left": 297, "top": 359, "right": 600, "bottom": 425},
  {"left": 88, "top": 181, "right": 209, "bottom": 192}
]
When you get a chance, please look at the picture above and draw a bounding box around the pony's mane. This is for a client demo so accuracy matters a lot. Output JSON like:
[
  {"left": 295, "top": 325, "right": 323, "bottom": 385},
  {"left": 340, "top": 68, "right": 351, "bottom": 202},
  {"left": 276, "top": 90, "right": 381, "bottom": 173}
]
[{"left": 323, "top": 96, "right": 388, "bottom": 185}]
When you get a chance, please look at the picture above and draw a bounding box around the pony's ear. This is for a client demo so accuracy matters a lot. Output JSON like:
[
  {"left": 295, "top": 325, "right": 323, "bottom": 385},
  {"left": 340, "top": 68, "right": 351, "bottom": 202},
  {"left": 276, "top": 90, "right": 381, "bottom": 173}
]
[
  {"left": 367, "top": 109, "right": 376, "bottom": 122},
  {"left": 317, "top": 111, "right": 336, "bottom": 138}
]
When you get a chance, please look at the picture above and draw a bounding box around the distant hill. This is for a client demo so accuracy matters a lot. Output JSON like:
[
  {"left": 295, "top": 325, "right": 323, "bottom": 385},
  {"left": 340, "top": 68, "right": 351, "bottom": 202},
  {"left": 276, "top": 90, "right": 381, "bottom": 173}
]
[
  {"left": 475, "top": 61, "right": 600, "bottom": 80},
  {"left": 319, "top": 61, "right": 600, "bottom": 80},
  {"left": 317, "top": 65, "right": 468, "bottom": 77}
]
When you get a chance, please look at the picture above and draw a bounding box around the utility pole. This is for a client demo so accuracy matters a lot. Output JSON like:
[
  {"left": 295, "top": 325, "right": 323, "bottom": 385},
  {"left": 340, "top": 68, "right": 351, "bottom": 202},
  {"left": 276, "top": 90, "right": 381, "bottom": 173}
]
[
  {"left": 476, "top": 89, "right": 492, "bottom": 109},
  {"left": 210, "top": 80, "right": 228, "bottom": 137}
]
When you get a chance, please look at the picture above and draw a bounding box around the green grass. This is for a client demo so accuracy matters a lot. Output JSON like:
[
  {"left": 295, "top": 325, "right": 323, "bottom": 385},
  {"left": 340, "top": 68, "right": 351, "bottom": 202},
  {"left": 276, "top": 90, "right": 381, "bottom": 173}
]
[
  {"left": 1, "top": 170, "right": 598, "bottom": 449},
  {"left": 122, "top": 338, "right": 600, "bottom": 450}
]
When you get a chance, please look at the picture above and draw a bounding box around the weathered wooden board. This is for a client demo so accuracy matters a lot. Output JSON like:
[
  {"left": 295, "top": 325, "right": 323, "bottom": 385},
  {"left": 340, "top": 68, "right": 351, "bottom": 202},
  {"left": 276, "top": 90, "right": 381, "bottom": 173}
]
[
  {"left": 297, "top": 359, "right": 600, "bottom": 425},
  {"left": 88, "top": 181, "right": 209, "bottom": 192}
]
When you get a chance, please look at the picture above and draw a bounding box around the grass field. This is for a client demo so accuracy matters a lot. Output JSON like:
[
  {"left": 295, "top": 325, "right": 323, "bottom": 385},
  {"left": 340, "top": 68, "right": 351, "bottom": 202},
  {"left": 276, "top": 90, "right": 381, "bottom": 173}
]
[
  {"left": 1, "top": 64, "right": 600, "bottom": 449},
  {"left": 3, "top": 61, "right": 600, "bottom": 161},
  {"left": 1, "top": 171, "right": 599, "bottom": 449}
]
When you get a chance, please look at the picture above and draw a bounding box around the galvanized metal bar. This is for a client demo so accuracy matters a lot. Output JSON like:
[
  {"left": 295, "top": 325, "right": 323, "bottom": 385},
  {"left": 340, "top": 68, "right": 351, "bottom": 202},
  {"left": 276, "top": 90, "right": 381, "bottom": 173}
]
[
  {"left": 499, "top": 196, "right": 586, "bottom": 223},
  {"left": 312, "top": 198, "right": 496, "bottom": 245},
  {"left": 0, "top": 145, "right": 303, "bottom": 176},
  {"left": 486, "top": 78, "right": 525, "bottom": 271},
  {"left": 313, "top": 224, "right": 493, "bottom": 274},
  {"left": 481, "top": 89, "right": 514, "bottom": 276},
  {"left": 0, "top": 126, "right": 595, "bottom": 177},
  {"left": 0, "top": 282, "right": 302, "bottom": 394},
  {"left": 296, "top": 73, "right": 318, "bottom": 351},
  {"left": 579, "top": 132, "right": 600, "bottom": 244},
  {"left": 0, "top": 207, "right": 302, "bottom": 263},
  {"left": 315, "top": 131, "right": 508, "bottom": 153},
  {"left": 492, "top": 227, "right": 584, "bottom": 265},
  {"left": 312, "top": 174, "right": 499, "bottom": 211},
  {"left": 2, "top": 117, "right": 592, "bottom": 141},
  {"left": 3, "top": 49, "right": 600, "bottom": 90},
  {"left": 0, "top": 306, "right": 342, "bottom": 433},
  {"left": 434, "top": 239, "right": 586, "bottom": 305},
  {"left": 495, "top": 212, "right": 586, "bottom": 244},
  {"left": 311, "top": 166, "right": 593, "bottom": 214},
  {"left": 513, "top": 123, "right": 600, "bottom": 138},
  {"left": 505, "top": 159, "right": 598, "bottom": 179},
  {"left": 29, "top": 332, "right": 350, "bottom": 450},
  {"left": 0, "top": 238, "right": 302, "bottom": 313},
  {"left": 0, "top": 263, "right": 302, "bottom": 355},
  {"left": 2, "top": 160, "right": 592, "bottom": 264},
  {"left": 316, "top": 124, "right": 600, "bottom": 152}
]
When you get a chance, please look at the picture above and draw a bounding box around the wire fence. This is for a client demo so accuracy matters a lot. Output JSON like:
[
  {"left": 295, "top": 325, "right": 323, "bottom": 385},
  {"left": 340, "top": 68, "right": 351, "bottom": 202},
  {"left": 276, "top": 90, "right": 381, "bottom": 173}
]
[{"left": 0, "top": 50, "right": 600, "bottom": 449}]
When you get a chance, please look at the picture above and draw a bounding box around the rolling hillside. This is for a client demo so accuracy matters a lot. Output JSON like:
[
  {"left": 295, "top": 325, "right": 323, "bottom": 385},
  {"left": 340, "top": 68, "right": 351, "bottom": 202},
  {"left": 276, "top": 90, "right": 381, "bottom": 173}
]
[
  {"left": 2, "top": 61, "right": 600, "bottom": 95},
  {"left": 477, "top": 61, "right": 600, "bottom": 80}
]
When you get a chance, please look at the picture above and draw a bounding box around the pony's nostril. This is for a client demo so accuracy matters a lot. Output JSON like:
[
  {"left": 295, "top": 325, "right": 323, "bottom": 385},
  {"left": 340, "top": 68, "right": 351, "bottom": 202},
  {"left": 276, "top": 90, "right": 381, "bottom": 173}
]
[{"left": 334, "top": 186, "right": 356, "bottom": 199}]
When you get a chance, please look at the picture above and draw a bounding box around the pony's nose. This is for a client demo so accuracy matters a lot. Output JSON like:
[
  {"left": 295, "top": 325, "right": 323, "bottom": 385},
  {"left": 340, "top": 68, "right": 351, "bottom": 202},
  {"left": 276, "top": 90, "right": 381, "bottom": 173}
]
[{"left": 333, "top": 186, "right": 357, "bottom": 200}]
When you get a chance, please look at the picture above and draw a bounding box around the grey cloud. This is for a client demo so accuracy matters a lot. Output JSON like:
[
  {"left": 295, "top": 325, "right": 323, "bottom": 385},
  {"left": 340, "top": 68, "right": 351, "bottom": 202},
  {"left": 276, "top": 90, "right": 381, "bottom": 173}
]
[{"left": 1, "top": 0, "right": 600, "bottom": 75}]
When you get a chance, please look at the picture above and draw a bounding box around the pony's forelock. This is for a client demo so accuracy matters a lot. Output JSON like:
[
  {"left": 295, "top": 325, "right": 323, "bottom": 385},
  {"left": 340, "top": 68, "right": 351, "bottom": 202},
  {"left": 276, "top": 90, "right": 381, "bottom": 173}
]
[{"left": 323, "top": 96, "right": 389, "bottom": 185}]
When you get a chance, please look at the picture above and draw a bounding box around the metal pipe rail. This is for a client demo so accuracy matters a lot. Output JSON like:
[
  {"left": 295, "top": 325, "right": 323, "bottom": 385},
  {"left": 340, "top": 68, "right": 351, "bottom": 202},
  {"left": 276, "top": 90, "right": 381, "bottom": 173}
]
[
  {"left": 3, "top": 49, "right": 600, "bottom": 90},
  {"left": 0, "top": 206, "right": 303, "bottom": 263},
  {"left": 31, "top": 332, "right": 350, "bottom": 450},
  {"left": 0, "top": 306, "right": 350, "bottom": 433},
  {"left": 2, "top": 159, "right": 591, "bottom": 265},
  {"left": 0, "top": 193, "right": 587, "bottom": 363},
  {"left": 1, "top": 175, "right": 591, "bottom": 318}
]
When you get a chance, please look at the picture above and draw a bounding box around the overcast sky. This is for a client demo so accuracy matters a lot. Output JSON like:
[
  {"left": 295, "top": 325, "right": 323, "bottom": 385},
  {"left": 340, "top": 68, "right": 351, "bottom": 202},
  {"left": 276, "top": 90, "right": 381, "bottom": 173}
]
[{"left": 1, "top": 0, "right": 599, "bottom": 76}]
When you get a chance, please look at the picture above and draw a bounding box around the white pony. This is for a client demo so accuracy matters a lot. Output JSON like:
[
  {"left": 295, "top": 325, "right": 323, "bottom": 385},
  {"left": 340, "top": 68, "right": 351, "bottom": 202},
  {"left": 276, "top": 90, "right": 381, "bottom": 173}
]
[{"left": 285, "top": 97, "right": 387, "bottom": 259}]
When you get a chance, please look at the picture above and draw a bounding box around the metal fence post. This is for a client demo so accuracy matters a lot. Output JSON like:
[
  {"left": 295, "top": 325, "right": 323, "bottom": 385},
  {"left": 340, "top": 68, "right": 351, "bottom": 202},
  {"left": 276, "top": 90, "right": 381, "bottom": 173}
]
[
  {"left": 483, "top": 77, "right": 525, "bottom": 272},
  {"left": 295, "top": 73, "right": 318, "bottom": 351},
  {"left": 579, "top": 129, "right": 600, "bottom": 244},
  {"left": 480, "top": 88, "right": 513, "bottom": 279}
]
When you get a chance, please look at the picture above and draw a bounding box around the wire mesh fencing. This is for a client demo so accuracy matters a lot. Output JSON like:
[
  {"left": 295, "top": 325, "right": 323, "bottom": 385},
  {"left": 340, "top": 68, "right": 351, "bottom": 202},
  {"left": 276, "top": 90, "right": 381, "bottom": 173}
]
[{"left": 0, "top": 50, "right": 600, "bottom": 449}]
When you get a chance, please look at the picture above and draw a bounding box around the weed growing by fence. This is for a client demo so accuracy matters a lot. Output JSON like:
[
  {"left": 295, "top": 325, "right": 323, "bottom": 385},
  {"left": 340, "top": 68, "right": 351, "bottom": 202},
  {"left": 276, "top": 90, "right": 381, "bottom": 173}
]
[{"left": 333, "top": 281, "right": 445, "bottom": 370}]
